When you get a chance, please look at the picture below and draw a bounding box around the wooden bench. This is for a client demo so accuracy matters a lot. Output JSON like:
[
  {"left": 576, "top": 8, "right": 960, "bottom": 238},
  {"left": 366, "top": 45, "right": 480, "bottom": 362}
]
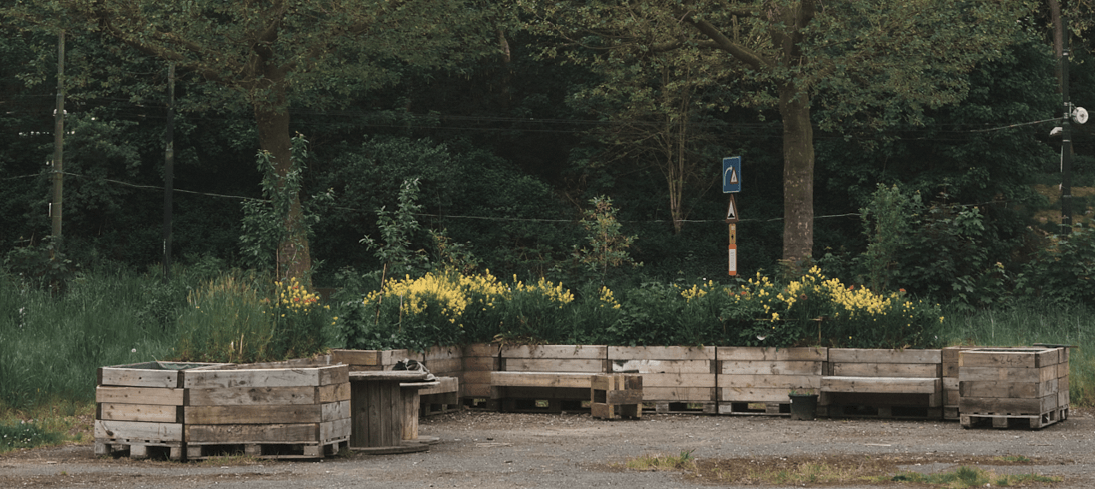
[
  {"left": 416, "top": 376, "right": 460, "bottom": 416},
  {"left": 821, "top": 349, "right": 942, "bottom": 419},
  {"left": 490, "top": 372, "right": 598, "bottom": 412}
]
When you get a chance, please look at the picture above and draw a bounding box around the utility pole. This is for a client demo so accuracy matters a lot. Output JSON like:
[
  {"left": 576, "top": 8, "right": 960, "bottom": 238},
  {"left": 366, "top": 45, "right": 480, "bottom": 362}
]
[
  {"left": 1060, "top": 18, "right": 1073, "bottom": 233},
  {"left": 163, "top": 63, "right": 175, "bottom": 281},
  {"left": 50, "top": 30, "right": 65, "bottom": 251}
]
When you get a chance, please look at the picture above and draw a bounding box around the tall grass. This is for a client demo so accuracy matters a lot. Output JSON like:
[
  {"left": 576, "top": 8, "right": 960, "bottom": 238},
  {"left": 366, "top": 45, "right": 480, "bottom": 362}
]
[
  {"left": 940, "top": 304, "right": 1095, "bottom": 406},
  {"left": 0, "top": 269, "right": 180, "bottom": 409}
]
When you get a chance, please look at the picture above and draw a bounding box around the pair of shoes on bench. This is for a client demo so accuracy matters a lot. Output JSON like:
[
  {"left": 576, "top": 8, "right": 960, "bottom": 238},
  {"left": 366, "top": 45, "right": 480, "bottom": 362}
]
[{"left": 394, "top": 359, "right": 436, "bottom": 381}]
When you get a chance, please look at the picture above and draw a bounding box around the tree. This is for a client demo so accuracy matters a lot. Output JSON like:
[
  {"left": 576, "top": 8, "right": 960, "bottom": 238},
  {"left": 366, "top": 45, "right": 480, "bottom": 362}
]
[
  {"left": 7, "top": 0, "right": 494, "bottom": 280},
  {"left": 523, "top": 0, "right": 1028, "bottom": 264}
]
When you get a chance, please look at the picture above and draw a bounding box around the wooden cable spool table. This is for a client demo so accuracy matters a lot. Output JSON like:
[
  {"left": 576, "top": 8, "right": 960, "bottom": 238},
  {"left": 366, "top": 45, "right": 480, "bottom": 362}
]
[{"left": 348, "top": 371, "right": 437, "bottom": 454}]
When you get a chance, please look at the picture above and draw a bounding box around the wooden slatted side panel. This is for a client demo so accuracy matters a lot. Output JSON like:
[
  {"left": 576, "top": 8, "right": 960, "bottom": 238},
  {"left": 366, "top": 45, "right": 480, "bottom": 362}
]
[
  {"left": 462, "top": 343, "right": 500, "bottom": 399},
  {"left": 959, "top": 347, "right": 1062, "bottom": 421},
  {"left": 502, "top": 345, "right": 608, "bottom": 373},
  {"left": 942, "top": 346, "right": 977, "bottom": 420},
  {"left": 609, "top": 346, "right": 715, "bottom": 405}
]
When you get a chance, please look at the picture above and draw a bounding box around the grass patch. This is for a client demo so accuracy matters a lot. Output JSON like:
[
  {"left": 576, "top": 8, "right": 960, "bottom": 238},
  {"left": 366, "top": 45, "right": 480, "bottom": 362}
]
[
  {"left": 624, "top": 449, "right": 697, "bottom": 471},
  {"left": 0, "top": 399, "right": 95, "bottom": 453},
  {"left": 889, "top": 465, "right": 1061, "bottom": 488}
]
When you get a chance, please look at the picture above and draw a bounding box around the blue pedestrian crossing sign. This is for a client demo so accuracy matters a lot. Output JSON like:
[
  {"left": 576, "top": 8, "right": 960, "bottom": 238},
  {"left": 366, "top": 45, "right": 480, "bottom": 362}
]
[{"left": 722, "top": 156, "right": 741, "bottom": 193}]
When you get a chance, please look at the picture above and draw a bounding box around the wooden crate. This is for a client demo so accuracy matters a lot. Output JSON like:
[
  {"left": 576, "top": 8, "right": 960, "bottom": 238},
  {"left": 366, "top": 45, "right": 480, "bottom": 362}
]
[
  {"left": 941, "top": 346, "right": 978, "bottom": 420},
  {"left": 716, "top": 347, "right": 825, "bottom": 416},
  {"left": 183, "top": 360, "right": 350, "bottom": 459},
  {"left": 95, "top": 361, "right": 224, "bottom": 460},
  {"left": 822, "top": 348, "right": 942, "bottom": 419},
  {"left": 610, "top": 346, "right": 715, "bottom": 413},
  {"left": 959, "top": 347, "right": 1067, "bottom": 429},
  {"left": 591, "top": 374, "right": 643, "bottom": 419}
]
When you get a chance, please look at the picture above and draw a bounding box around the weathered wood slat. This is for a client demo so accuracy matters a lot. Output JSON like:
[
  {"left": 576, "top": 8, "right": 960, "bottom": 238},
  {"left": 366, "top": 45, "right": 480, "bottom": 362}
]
[
  {"left": 322, "top": 400, "right": 351, "bottom": 422},
  {"left": 502, "top": 345, "right": 607, "bottom": 360},
  {"left": 960, "top": 395, "right": 1056, "bottom": 415},
  {"left": 719, "top": 360, "right": 823, "bottom": 376},
  {"left": 184, "top": 369, "right": 318, "bottom": 389},
  {"left": 319, "top": 418, "right": 352, "bottom": 443},
  {"left": 187, "top": 386, "right": 316, "bottom": 406},
  {"left": 463, "top": 343, "right": 500, "bottom": 357},
  {"left": 828, "top": 348, "right": 941, "bottom": 364},
  {"left": 186, "top": 423, "right": 320, "bottom": 443},
  {"left": 959, "top": 366, "right": 1057, "bottom": 383},
  {"left": 503, "top": 358, "right": 606, "bottom": 373},
  {"left": 640, "top": 386, "right": 716, "bottom": 402},
  {"left": 609, "top": 346, "right": 715, "bottom": 361},
  {"left": 717, "top": 347, "right": 826, "bottom": 362},
  {"left": 821, "top": 376, "right": 940, "bottom": 394},
  {"left": 95, "top": 419, "right": 183, "bottom": 442},
  {"left": 184, "top": 404, "right": 321, "bottom": 425},
  {"left": 96, "top": 386, "right": 184, "bottom": 406},
  {"left": 610, "top": 359, "right": 712, "bottom": 374},
  {"left": 463, "top": 356, "right": 500, "bottom": 371},
  {"left": 959, "top": 348, "right": 1058, "bottom": 368},
  {"left": 831, "top": 362, "right": 940, "bottom": 378},
  {"left": 717, "top": 374, "right": 820, "bottom": 389},
  {"left": 632, "top": 373, "right": 715, "bottom": 388},
  {"left": 98, "top": 403, "right": 181, "bottom": 423},
  {"left": 317, "top": 382, "right": 351, "bottom": 403},
  {"left": 959, "top": 379, "right": 1058, "bottom": 399},
  {"left": 98, "top": 366, "right": 180, "bottom": 389},
  {"left": 719, "top": 387, "right": 802, "bottom": 403},
  {"left": 490, "top": 371, "right": 595, "bottom": 388},
  {"left": 417, "top": 377, "right": 459, "bottom": 396}
]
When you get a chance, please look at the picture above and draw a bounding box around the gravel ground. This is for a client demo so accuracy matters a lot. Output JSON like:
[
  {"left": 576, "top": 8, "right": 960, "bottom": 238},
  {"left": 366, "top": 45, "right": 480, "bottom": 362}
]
[{"left": 2, "top": 408, "right": 1092, "bottom": 488}]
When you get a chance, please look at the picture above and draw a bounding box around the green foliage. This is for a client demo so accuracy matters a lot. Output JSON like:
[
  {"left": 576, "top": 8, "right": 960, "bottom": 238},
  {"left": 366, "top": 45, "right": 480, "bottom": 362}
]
[
  {"left": 0, "top": 420, "right": 61, "bottom": 453},
  {"left": 889, "top": 465, "right": 1059, "bottom": 487},
  {"left": 3, "top": 236, "right": 80, "bottom": 294},
  {"left": 571, "top": 196, "right": 640, "bottom": 286},
  {"left": 861, "top": 184, "right": 919, "bottom": 292},
  {"left": 1016, "top": 227, "right": 1095, "bottom": 307},
  {"left": 360, "top": 179, "right": 430, "bottom": 278}
]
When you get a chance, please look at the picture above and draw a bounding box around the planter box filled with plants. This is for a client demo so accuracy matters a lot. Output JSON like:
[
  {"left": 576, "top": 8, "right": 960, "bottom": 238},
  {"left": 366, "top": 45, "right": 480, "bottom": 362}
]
[{"left": 959, "top": 346, "right": 1069, "bottom": 429}]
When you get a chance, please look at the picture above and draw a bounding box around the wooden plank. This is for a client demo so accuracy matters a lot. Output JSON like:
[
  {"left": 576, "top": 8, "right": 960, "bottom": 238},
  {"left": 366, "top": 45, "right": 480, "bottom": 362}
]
[
  {"left": 635, "top": 373, "right": 715, "bottom": 388},
  {"left": 831, "top": 362, "right": 940, "bottom": 378},
  {"left": 498, "top": 386, "right": 589, "bottom": 400},
  {"left": 401, "top": 389, "right": 419, "bottom": 440},
  {"left": 959, "top": 348, "right": 1058, "bottom": 368},
  {"left": 462, "top": 383, "right": 492, "bottom": 398},
  {"left": 945, "top": 389, "right": 960, "bottom": 405},
  {"left": 186, "top": 423, "right": 319, "bottom": 443},
  {"left": 95, "top": 419, "right": 183, "bottom": 442},
  {"left": 960, "top": 395, "right": 1056, "bottom": 415},
  {"left": 717, "top": 347, "right": 826, "bottom": 362},
  {"left": 319, "top": 418, "right": 352, "bottom": 443},
  {"left": 418, "top": 377, "right": 459, "bottom": 396},
  {"left": 322, "top": 400, "right": 351, "bottom": 422},
  {"left": 502, "top": 345, "right": 607, "bottom": 360},
  {"left": 184, "top": 404, "right": 321, "bottom": 425},
  {"left": 463, "top": 357, "right": 500, "bottom": 371},
  {"left": 422, "top": 357, "right": 462, "bottom": 374},
  {"left": 96, "top": 386, "right": 184, "bottom": 406},
  {"left": 608, "top": 346, "right": 715, "bottom": 361},
  {"left": 959, "top": 366, "right": 1057, "bottom": 383},
  {"left": 719, "top": 360, "right": 823, "bottom": 376},
  {"left": 422, "top": 346, "right": 462, "bottom": 362},
  {"left": 943, "top": 377, "right": 959, "bottom": 390},
  {"left": 318, "top": 365, "right": 350, "bottom": 386},
  {"left": 1059, "top": 388, "right": 1069, "bottom": 408},
  {"left": 610, "top": 359, "right": 712, "bottom": 374},
  {"left": 463, "top": 343, "right": 500, "bottom": 357},
  {"left": 959, "top": 379, "right": 1057, "bottom": 399},
  {"left": 822, "top": 376, "right": 940, "bottom": 394},
  {"left": 828, "top": 348, "right": 941, "bottom": 364},
  {"left": 187, "top": 386, "right": 316, "bottom": 406},
  {"left": 640, "top": 386, "right": 716, "bottom": 402},
  {"left": 1058, "top": 362, "right": 1069, "bottom": 379},
  {"left": 490, "top": 371, "right": 595, "bottom": 388},
  {"left": 98, "top": 403, "right": 180, "bottom": 423},
  {"left": 317, "top": 382, "right": 351, "bottom": 403},
  {"left": 463, "top": 371, "right": 493, "bottom": 385},
  {"left": 503, "top": 358, "right": 606, "bottom": 373},
  {"left": 183, "top": 369, "right": 321, "bottom": 389},
  {"left": 717, "top": 374, "right": 820, "bottom": 389},
  {"left": 98, "top": 366, "right": 180, "bottom": 389}
]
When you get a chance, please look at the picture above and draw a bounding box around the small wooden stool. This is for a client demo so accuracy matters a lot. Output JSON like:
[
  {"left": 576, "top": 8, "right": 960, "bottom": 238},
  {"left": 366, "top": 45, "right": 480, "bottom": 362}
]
[{"left": 591, "top": 374, "right": 643, "bottom": 419}]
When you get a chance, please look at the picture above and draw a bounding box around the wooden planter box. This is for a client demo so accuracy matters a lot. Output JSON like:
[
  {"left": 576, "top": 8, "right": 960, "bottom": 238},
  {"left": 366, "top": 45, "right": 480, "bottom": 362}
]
[
  {"left": 959, "top": 347, "right": 1069, "bottom": 429},
  {"left": 610, "top": 346, "right": 715, "bottom": 413},
  {"left": 821, "top": 348, "right": 942, "bottom": 419},
  {"left": 941, "top": 346, "right": 979, "bottom": 420},
  {"left": 95, "top": 361, "right": 224, "bottom": 460},
  {"left": 716, "top": 347, "right": 826, "bottom": 416}
]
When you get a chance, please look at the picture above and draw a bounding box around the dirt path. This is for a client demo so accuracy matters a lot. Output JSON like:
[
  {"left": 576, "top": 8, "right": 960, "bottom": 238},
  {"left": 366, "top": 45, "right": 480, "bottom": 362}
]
[{"left": 3, "top": 409, "right": 1092, "bottom": 488}]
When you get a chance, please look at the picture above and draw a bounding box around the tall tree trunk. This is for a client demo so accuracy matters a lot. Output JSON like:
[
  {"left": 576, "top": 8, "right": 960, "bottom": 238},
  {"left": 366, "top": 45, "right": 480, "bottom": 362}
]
[
  {"left": 254, "top": 87, "right": 311, "bottom": 282},
  {"left": 779, "top": 84, "right": 814, "bottom": 264}
]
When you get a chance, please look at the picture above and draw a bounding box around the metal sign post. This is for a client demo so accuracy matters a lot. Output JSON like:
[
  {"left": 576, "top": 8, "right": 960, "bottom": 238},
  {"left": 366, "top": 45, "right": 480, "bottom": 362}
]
[{"left": 723, "top": 157, "right": 741, "bottom": 275}]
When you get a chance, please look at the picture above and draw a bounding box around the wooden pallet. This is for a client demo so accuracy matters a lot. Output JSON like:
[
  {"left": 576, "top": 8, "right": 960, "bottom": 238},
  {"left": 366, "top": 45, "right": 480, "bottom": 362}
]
[
  {"left": 647, "top": 401, "right": 717, "bottom": 414},
  {"left": 961, "top": 407, "right": 1069, "bottom": 430},
  {"left": 94, "top": 440, "right": 183, "bottom": 460},
  {"left": 611, "top": 346, "right": 716, "bottom": 409},
  {"left": 590, "top": 374, "right": 642, "bottom": 419},
  {"left": 718, "top": 401, "right": 791, "bottom": 416},
  {"left": 185, "top": 439, "right": 349, "bottom": 459}
]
